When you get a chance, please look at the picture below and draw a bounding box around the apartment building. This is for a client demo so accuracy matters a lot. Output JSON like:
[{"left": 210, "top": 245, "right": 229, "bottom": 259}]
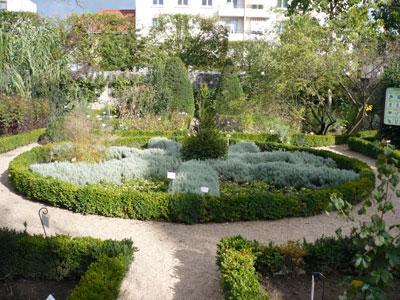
[
  {"left": 135, "top": 0, "right": 289, "bottom": 41},
  {"left": 0, "top": 0, "right": 37, "bottom": 13}
]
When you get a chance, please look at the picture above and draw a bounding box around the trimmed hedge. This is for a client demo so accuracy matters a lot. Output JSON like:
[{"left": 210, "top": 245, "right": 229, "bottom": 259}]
[
  {"left": 112, "top": 129, "right": 347, "bottom": 148},
  {"left": 217, "top": 236, "right": 359, "bottom": 299},
  {"left": 348, "top": 135, "right": 400, "bottom": 166},
  {"left": 9, "top": 143, "right": 375, "bottom": 224},
  {"left": 0, "top": 228, "right": 134, "bottom": 300},
  {"left": 0, "top": 128, "right": 45, "bottom": 153}
]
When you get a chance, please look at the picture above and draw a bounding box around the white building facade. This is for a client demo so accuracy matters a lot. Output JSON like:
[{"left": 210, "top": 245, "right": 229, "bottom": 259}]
[
  {"left": 135, "top": 0, "right": 288, "bottom": 41},
  {"left": 0, "top": 0, "right": 37, "bottom": 13}
]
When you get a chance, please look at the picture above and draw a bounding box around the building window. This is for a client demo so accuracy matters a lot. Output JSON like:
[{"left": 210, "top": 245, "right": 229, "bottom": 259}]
[
  {"left": 152, "top": 18, "right": 159, "bottom": 27},
  {"left": 202, "top": 0, "right": 212, "bottom": 6},
  {"left": 178, "top": 0, "right": 188, "bottom": 5},
  {"left": 153, "top": 0, "right": 164, "bottom": 5},
  {"left": 277, "top": 0, "right": 288, "bottom": 8},
  {"left": 0, "top": 1, "right": 7, "bottom": 10}
]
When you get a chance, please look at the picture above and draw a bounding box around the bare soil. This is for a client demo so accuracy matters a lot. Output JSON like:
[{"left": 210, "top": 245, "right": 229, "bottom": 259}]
[{"left": 0, "top": 278, "right": 77, "bottom": 300}]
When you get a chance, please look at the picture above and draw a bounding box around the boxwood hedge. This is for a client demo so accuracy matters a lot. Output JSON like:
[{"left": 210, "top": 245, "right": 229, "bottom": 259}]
[
  {"left": 217, "top": 236, "right": 360, "bottom": 300},
  {"left": 0, "top": 128, "right": 45, "bottom": 153},
  {"left": 9, "top": 142, "right": 375, "bottom": 224},
  {"left": 112, "top": 129, "right": 347, "bottom": 148},
  {"left": 0, "top": 228, "right": 134, "bottom": 300}
]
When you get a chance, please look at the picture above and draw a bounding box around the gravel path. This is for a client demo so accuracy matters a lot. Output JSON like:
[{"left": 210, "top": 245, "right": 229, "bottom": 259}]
[{"left": 0, "top": 144, "right": 398, "bottom": 300}]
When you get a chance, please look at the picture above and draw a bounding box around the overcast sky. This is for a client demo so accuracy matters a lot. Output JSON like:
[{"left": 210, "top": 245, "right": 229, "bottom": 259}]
[{"left": 36, "top": 0, "right": 135, "bottom": 18}]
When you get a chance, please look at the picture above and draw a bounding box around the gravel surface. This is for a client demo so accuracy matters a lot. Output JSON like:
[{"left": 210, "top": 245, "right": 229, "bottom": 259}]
[{"left": 0, "top": 144, "right": 398, "bottom": 300}]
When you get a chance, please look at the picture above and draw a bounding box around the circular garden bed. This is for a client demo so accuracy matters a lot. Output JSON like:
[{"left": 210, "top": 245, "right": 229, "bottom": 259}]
[{"left": 8, "top": 140, "right": 375, "bottom": 224}]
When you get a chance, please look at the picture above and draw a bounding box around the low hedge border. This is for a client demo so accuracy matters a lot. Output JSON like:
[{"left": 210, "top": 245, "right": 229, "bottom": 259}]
[
  {"left": 0, "top": 128, "right": 45, "bottom": 154},
  {"left": 216, "top": 236, "right": 360, "bottom": 300},
  {"left": 112, "top": 129, "right": 347, "bottom": 148},
  {"left": 9, "top": 143, "right": 375, "bottom": 224},
  {"left": 348, "top": 133, "right": 400, "bottom": 166},
  {"left": 0, "top": 228, "right": 134, "bottom": 300}
]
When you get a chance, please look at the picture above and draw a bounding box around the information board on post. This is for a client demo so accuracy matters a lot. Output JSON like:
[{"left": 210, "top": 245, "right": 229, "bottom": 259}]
[{"left": 384, "top": 88, "right": 400, "bottom": 126}]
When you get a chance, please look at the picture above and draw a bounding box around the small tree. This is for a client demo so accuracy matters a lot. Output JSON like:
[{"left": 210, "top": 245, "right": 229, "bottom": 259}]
[
  {"left": 163, "top": 56, "right": 194, "bottom": 115},
  {"left": 330, "top": 145, "right": 400, "bottom": 299},
  {"left": 215, "top": 62, "right": 244, "bottom": 115},
  {"left": 181, "top": 84, "right": 227, "bottom": 160}
]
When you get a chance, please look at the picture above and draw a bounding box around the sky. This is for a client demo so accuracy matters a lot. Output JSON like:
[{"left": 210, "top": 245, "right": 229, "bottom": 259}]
[{"left": 35, "top": 0, "right": 135, "bottom": 18}]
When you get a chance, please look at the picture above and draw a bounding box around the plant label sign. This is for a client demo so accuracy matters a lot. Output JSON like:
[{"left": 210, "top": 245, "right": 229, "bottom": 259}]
[
  {"left": 167, "top": 172, "right": 176, "bottom": 180},
  {"left": 42, "top": 214, "right": 50, "bottom": 228},
  {"left": 384, "top": 88, "right": 400, "bottom": 126},
  {"left": 200, "top": 186, "right": 209, "bottom": 194},
  {"left": 46, "top": 294, "right": 56, "bottom": 300}
]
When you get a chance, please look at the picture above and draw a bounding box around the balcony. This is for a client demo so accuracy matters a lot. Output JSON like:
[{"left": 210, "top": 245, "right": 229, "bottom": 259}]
[{"left": 218, "top": 0, "right": 245, "bottom": 17}]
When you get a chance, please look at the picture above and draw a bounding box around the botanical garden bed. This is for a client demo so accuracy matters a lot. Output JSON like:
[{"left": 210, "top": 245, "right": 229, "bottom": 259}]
[
  {"left": 0, "top": 228, "right": 134, "bottom": 300},
  {"left": 217, "top": 236, "right": 400, "bottom": 300},
  {"left": 8, "top": 139, "right": 375, "bottom": 224}
]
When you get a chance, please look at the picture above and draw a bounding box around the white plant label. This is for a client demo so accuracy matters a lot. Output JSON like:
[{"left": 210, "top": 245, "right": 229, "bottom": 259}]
[
  {"left": 167, "top": 172, "right": 176, "bottom": 180},
  {"left": 42, "top": 214, "right": 50, "bottom": 228},
  {"left": 200, "top": 186, "right": 209, "bottom": 193},
  {"left": 46, "top": 294, "right": 56, "bottom": 300}
]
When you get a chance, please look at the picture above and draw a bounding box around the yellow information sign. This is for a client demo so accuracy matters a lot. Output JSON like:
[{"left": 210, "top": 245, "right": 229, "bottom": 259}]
[{"left": 384, "top": 88, "right": 400, "bottom": 126}]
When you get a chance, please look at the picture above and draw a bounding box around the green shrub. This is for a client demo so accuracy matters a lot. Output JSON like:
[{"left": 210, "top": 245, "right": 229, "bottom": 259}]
[
  {"left": 76, "top": 76, "right": 107, "bottom": 103},
  {"left": 216, "top": 235, "right": 360, "bottom": 299},
  {"left": 348, "top": 136, "right": 400, "bottom": 167},
  {"left": 181, "top": 129, "right": 228, "bottom": 160},
  {"left": 163, "top": 57, "right": 194, "bottom": 115},
  {"left": 217, "top": 237, "right": 268, "bottom": 300},
  {"left": 0, "top": 128, "right": 44, "bottom": 153},
  {"left": 215, "top": 62, "right": 244, "bottom": 115},
  {"left": 292, "top": 134, "right": 349, "bottom": 147},
  {"left": 0, "top": 228, "right": 133, "bottom": 300},
  {"left": 0, "top": 94, "right": 48, "bottom": 135},
  {"left": 9, "top": 143, "right": 374, "bottom": 224}
]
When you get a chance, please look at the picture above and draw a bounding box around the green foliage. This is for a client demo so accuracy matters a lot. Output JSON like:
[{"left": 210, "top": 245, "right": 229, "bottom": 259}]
[
  {"left": 292, "top": 134, "right": 349, "bottom": 147},
  {"left": 69, "top": 255, "right": 131, "bottom": 300},
  {"left": 228, "top": 142, "right": 260, "bottom": 155},
  {"left": 0, "top": 228, "right": 134, "bottom": 300},
  {"left": 9, "top": 143, "right": 374, "bottom": 224},
  {"left": 181, "top": 92, "right": 228, "bottom": 160},
  {"left": 148, "top": 14, "right": 229, "bottom": 69},
  {"left": 0, "top": 129, "right": 45, "bottom": 154},
  {"left": 0, "top": 94, "right": 48, "bottom": 134},
  {"left": 0, "top": 13, "right": 69, "bottom": 98},
  {"left": 163, "top": 56, "right": 194, "bottom": 115},
  {"left": 76, "top": 76, "right": 108, "bottom": 103},
  {"left": 330, "top": 145, "right": 400, "bottom": 299},
  {"left": 67, "top": 13, "right": 139, "bottom": 70},
  {"left": 215, "top": 62, "right": 244, "bottom": 115},
  {"left": 348, "top": 136, "right": 400, "bottom": 166}
]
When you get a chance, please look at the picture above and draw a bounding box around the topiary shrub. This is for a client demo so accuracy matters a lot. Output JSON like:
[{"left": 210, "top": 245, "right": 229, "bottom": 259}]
[
  {"left": 181, "top": 96, "right": 227, "bottom": 160},
  {"left": 163, "top": 56, "right": 194, "bottom": 115},
  {"left": 215, "top": 62, "right": 244, "bottom": 115}
]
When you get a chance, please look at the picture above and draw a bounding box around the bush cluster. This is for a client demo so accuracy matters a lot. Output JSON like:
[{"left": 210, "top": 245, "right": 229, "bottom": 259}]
[
  {"left": 0, "top": 228, "right": 134, "bottom": 300},
  {"left": 0, "top": 95, "right": 48, "bottom": 135},
  {"left": 0, "top": 128, "right": 45, "bottom": 154},
  {"left": 9, "top": 143, "right": 374, "bottom": 224},
  {"left": 217, "top": 236, "right": 360, "bottom": 299}
]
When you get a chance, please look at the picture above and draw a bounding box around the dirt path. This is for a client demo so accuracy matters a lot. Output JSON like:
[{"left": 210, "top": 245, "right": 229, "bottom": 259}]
[{"left": 0, "top": 144, "right": 398, "bottom": 300}]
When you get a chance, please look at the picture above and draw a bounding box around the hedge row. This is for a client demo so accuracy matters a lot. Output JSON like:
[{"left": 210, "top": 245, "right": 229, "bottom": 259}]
[
  {"left": 9, "top": 143, "right": 375, "bottom": 224},
  {"left": 0, "top": 128, "right": 45, "bottom": 153},
  {"left": 112, "top": 129, "right": 347, "bottom": 148},
  {"left": 348, "top": 136, "right": 400, "bottom": 166},
  {"left": 217, "top": 236, "right": 359, "bottom": 300},
  {"left": 0, "top": 228, "right": 134, "bottom": 300}
]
